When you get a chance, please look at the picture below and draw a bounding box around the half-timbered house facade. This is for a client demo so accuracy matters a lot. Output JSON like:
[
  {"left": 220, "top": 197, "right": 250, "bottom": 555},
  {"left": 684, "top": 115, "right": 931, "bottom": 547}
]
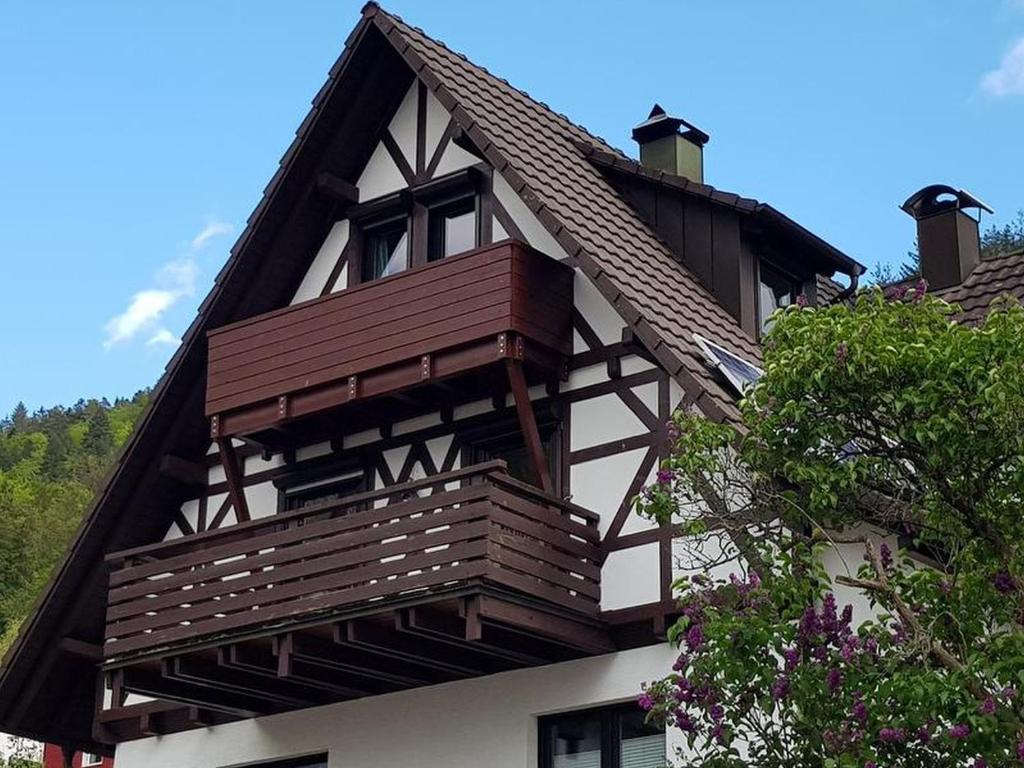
[{"left": 1, "top": 5, "right": 879, "bottom": 767}]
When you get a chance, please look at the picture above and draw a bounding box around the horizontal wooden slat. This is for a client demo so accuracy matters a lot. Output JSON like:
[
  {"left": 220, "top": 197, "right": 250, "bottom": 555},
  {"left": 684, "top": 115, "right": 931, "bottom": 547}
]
[{"left": 104, "top": 464, "right": 601, "bottom": 660}]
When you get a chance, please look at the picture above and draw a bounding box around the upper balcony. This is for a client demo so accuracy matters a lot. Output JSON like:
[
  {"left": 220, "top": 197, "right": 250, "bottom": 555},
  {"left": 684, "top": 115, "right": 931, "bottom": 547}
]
[
  {"left": 100, "top": 462, "right": 610, "bottom": 726},
  {"left": 205, "top": 240, "right": 574, "bottom": 441}
]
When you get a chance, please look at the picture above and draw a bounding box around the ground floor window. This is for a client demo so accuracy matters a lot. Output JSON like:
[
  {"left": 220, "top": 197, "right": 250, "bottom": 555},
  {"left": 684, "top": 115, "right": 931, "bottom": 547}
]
[{"left": 539, "top": 703, "right": 665, "bottom": 768}]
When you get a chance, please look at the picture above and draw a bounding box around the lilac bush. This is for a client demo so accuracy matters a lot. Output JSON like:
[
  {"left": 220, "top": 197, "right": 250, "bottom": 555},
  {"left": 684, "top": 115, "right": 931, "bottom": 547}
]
[{"left": 636, "top": 290, "right": 1024, "bottom": 766}]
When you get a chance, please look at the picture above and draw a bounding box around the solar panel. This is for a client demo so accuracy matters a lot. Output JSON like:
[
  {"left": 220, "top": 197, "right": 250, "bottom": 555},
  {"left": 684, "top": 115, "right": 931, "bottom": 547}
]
[{"left": 693, "top": 333, "right": 763, "bottom": 394}]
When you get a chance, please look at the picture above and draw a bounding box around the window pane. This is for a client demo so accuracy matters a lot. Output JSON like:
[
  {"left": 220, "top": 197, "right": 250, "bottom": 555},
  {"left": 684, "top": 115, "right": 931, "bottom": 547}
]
[
  {"left": 759, "top": 262, "right": 799, "bottom": 332},
  {"left": 619, "top": 708, "right": 666, "bottom": 768},
  {"left": 363, "top": 223, "right": 408, "bottom": 281},
  {"left": 548, "top": 711, "right": 602, "bottom": 768},
  {"left": 428, "top": 198, "right": 477, "bottom": 261},
  {"left": 444, "top": 209, "right": 476, "bottom": 257}
]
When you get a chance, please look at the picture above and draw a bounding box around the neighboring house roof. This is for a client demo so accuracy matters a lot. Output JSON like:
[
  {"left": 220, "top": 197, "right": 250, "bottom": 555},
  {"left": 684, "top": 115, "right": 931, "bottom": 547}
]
[
  {"left": 0, "top": 3, "right": 861, "bottom": 749},
  {"left": 934, "top": 247, "right": 1024, "bottom": 323}
]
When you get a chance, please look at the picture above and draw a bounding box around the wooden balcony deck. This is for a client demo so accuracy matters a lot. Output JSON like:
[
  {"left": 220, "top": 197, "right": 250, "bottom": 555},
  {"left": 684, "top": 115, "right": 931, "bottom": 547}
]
[
  {"left": 205, "top": 240, "right": 573, "bottom": 439},
  {"left": 101, "top": 463, "right": 611, "bottom": 725}
]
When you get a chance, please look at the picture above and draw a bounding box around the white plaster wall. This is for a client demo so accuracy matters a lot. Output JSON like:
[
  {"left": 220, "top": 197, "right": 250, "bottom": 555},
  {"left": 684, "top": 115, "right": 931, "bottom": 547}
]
[
  {"left": 388, "top": 83, "right": 419, "bottom": 167},
  {"left": 115, "top": 645, "right": 676, "bottom": 768},
  {"left": 601, "top": 543, "right": 661, "bottom": 610},
  {"left": 492, "top": 172, "right": 569, "bottom": 261},
  {"left": 291, "top": 221, "right": 350, "bottom": 304},
  {"left": 431, "top": 139, "right": 479, "bottom": 177},
  {"left": 356, "top": 142, "right": 405, "bottom": 201}
]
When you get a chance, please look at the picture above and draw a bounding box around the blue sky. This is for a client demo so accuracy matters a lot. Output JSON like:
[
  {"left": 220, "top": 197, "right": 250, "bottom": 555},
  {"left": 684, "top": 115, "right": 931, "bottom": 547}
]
[{"left": 1, "top": 1, "right": 1022, "bottom": 414}]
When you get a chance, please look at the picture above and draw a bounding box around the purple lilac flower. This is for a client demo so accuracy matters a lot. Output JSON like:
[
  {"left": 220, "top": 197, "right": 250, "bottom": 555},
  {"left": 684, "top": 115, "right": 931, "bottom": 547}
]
[
  {"left": 665, "top": 420, "right": 681, "bottom": 442},
  {"left": 1017, "top": 740, "right": 1024, "bottom": 760},
  {"left": 993, "top": 570, "right": 1017, "bottom": 594},
  {"left": 637, "top": 693, "right": 655, "bottom": 711},
  {"left": 796, "top": 293, "right": 808, "bottom": 308},
  {"left": 939, "top": 579, "right": 952, "bottom": 596},
  {"left": 865, "top": 761, "right": 877, "bottom": 768},
  {"left": 840, "top": 637, "right": 859, "bottom": 663},
  {"left": 826, "top": 667, "right": 842, "bottom": 695},
  {"left": 674, "top": 712, "right": 696, "bottom": 733},
  {"left": 879, "top": 543, "right": 893, "bottom": 571},
  {"left": 851, "top": 697, "right": 868, "bottom": 724},
  {"left": 878, "top": 727, "right": 906, "bottom": 744},
  {"left": 672, "top": 654, "right": 689, "bottom": 672},
  {"left": 799, "top": 606, "right": 820, "bottom": 644},
  {"left": 655, "top": 468, "right": 674, "bottom": 485},
  {"left": 835, "top": 342, "right": 849, "bottom": 364},
  {"left": 916, "top": 725, "right": 932, "bottom": 744},
  {"left": 783, "top": 647, "right": 800, "bottom": 671},
  {"left": 821, "top": 593, "right": 839, "bottom": 636},
  {"left": 912, "top": 278, "right": 928, "bottom": 302},
  {"left": 1001, "top": 686, "right": 1017, "bottom": 701},
  {"left": 771, "top": 675, "right": 790, "bottom": 702},
  {"left": 978, "top": 696, "right": 996, "bottom": 716},
  {"left": 974, "top": 758, "right": 987, "bottom": 768},
  {"left": 948, "top": 723, "right": 970, "bottom": 740},
  {"left": 708, "top": 703, "right": 725, "bottom": 722},
  {"left": 685, "top": 623, "right": 705, "bottom": 652}
]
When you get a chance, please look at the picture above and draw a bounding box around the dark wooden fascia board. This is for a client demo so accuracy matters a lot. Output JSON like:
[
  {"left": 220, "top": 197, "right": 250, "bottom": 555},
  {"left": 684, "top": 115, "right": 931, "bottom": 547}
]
[{"left": 0, "top": 11, "right": 386, "bottom": 746}]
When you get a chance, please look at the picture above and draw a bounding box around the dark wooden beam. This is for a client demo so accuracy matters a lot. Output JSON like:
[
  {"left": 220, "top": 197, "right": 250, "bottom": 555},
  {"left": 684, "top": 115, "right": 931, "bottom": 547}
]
[
  {"left": 505, "top": 358, "right": 553, "bottom": 493},
  {"left": 222, "top": 642, "right": 371, "bottom": 699},
  {"left": 474, "top": 595, "right": 614, "bottom": 654},
  {"left": 315, "top": 172, "right": 360, "bottom": 205},
  {"left": 287, "top": 631, "right": 430, "bottom": 688},
  {"left": 121, "top": 666, "right": 272, "bottom": 718},
  {"left": 398, "top": 606, "right": 547, "bottom": 667},
  {"left": 338, "top": 619, "right": 486, "bottom": 678},
  {"left": 216, "top": 438, "right": 250, "bottom": 523},
  {"left": 164, "top": 655, "right": 318, "bottom": 710},
  {"left": 158, "top": 454, "right": 208, "bottom": 488},
  {"left": 58, "top": 637, "right": 102, "bottom": 664}
]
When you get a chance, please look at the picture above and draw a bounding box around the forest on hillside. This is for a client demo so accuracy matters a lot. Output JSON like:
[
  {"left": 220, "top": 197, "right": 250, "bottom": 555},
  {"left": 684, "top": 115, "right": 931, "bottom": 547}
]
[{"left": 0, "top": 393, "right": 148, "bottom": 656}]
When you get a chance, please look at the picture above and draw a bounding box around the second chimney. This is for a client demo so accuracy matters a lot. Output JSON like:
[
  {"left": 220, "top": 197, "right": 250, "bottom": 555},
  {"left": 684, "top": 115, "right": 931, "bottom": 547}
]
[
  {"left": 632, "top": 104, "right": 709, "bottom": 183},
  {"left": 900, "top": 185, "right": 993, "bottom": 290}
]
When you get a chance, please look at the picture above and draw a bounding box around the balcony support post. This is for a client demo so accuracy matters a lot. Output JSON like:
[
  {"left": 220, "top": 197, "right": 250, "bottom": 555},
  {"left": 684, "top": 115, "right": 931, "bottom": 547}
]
[
  {"left": 216, "top": 438, "right": 250, "bottom": 523},
  {"left": 504, "top": 358, "right": 553, "bottom": 494}
]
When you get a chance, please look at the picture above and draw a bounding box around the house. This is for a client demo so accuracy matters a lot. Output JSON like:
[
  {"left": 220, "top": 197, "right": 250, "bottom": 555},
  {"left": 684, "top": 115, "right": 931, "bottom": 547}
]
[{"left": 6, "top": 4, "right": 1018, "bottom": 768}]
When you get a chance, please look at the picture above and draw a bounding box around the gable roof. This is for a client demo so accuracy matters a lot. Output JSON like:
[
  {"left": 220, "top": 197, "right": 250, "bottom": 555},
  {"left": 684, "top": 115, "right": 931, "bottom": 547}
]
[{"left": 0, "top": 4, "right": 856, "bottom": 748}]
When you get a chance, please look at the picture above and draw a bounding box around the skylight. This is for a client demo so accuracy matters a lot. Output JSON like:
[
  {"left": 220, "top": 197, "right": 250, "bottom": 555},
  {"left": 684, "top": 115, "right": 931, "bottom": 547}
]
[{"left": 693, "top": 333, "right": 763, "bottom": 395}]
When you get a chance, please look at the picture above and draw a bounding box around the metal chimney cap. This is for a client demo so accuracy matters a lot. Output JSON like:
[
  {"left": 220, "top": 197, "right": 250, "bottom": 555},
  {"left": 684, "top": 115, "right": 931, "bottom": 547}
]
[
  {"left": 632, "top": 104, "right": 710, "bottom": 147},
  {"left": 900, "top": 184, "right": 994, "bottom": 220}
]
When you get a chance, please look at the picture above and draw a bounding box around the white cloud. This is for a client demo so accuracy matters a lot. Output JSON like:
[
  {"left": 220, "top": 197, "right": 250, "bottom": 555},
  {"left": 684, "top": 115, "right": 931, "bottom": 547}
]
[
  {"left": 191, "top": 221, "right": 234, "bottom": 251},
  {"left": 104, "top": 290, "right": 177, "bottom": 349},
  {"left": 103, "top": 220, "right": 232, "bottom": 349},
  {"left": 146, "top": 328, "right": 181, "bottom": 347},
  {"left": 981, "top": 36, "right": 1024, "bottom": 97}
]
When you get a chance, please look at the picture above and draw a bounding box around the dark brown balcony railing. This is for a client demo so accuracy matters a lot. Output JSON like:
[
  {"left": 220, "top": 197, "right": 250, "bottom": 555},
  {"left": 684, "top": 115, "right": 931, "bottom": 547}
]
[
  {"left": 205, "top": 240, "right": 574, "bottom": 438},
  {"left": 103, "top": 462, "right": 601, "bottom": 661}
]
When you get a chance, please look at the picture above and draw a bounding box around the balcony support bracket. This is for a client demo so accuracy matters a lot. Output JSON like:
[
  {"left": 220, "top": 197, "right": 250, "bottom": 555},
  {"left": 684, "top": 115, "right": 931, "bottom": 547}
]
[
  {"left": 216, "top": 438, "right": 250, "bottom": 523},
  {"left": 504, "top": 358, "right": 553, "bottom": 494}
]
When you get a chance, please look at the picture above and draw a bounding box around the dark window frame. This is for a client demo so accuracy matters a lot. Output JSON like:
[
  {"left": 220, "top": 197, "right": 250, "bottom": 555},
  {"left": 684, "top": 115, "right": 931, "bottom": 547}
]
[
  {"left": 757, "top": 258, "right": 802, "bottom": 335},
  {"left": 538, "top": 702, "right": 665, "bottom": 768},
  {"left": 345, "top": 165, "right": 493, "bottom": 287},
  {"left": 273, "top": 455, "right": 369, "bottom": 515},
  {"left": 225, "top": 755, "right": 328, "bottom": 768}
]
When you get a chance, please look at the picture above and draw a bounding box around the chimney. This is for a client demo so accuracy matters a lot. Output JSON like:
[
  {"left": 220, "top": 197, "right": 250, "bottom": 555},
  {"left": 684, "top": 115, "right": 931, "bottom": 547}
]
[
  {"left": 632, "top": 104, "right": 709, "bottom": 183},
  {"left": 900, "top": 185, "right": 994, "bottom": 290}
]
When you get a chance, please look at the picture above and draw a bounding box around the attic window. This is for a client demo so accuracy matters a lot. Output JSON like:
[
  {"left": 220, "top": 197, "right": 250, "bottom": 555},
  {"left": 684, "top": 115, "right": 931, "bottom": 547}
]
[
  {"left": 347, "top": 166, "right": 488, "bottom": 286},
  {"left": 362, "top": 217, "right": 410, "bottom": 281},
  {"left": 758, "top": 261, "right": 801, "bottom": 333},
  {"left": 428, "top": 195, "right": 478, "bottom": 261}
]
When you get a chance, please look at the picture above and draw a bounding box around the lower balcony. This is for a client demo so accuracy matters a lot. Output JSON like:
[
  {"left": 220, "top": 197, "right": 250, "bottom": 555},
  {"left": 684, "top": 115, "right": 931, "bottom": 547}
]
[{"left": 100, "top": 462, "right": 609, "bottom": 732}]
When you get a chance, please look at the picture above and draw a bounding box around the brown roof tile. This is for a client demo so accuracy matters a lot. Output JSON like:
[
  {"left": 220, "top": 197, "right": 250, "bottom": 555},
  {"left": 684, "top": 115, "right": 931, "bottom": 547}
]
[{"left": 935, "top": 248, "right": 1024, "bottom": 323}]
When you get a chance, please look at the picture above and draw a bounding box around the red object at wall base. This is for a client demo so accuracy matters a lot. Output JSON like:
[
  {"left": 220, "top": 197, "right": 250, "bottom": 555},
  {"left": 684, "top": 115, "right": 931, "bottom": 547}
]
[{"left": 42, "top": 744, "right": 113, "bottom": 768}]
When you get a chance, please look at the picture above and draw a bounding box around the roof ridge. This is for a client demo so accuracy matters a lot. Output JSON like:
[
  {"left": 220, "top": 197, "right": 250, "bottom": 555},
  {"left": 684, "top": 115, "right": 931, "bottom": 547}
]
[{"left": 369, "top": 4, "right": 622, "bottom": 157}]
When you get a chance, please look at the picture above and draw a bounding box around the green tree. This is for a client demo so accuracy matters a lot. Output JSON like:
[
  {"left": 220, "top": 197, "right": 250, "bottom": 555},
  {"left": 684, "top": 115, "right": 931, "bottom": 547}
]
[{"left": 636, "top": 288, "right": 1024, "bottom": 766}]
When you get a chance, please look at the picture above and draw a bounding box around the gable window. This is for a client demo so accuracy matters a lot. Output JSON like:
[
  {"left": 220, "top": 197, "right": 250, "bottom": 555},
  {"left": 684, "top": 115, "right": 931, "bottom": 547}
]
[
  {"left": 758, "top": 261, "right": 801, "bottom": 333},
  {"left": 428, "top": 195, "right": 478, "bottom": 261},
  {"left": 539, "top": 704, "right": 665, "bottom": 768},
  {"left": 347, "top": 166, "right": 490, "bottom": 286},
  {"left": 362, "top": 217, "right": 410, "bottom": 281}
]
